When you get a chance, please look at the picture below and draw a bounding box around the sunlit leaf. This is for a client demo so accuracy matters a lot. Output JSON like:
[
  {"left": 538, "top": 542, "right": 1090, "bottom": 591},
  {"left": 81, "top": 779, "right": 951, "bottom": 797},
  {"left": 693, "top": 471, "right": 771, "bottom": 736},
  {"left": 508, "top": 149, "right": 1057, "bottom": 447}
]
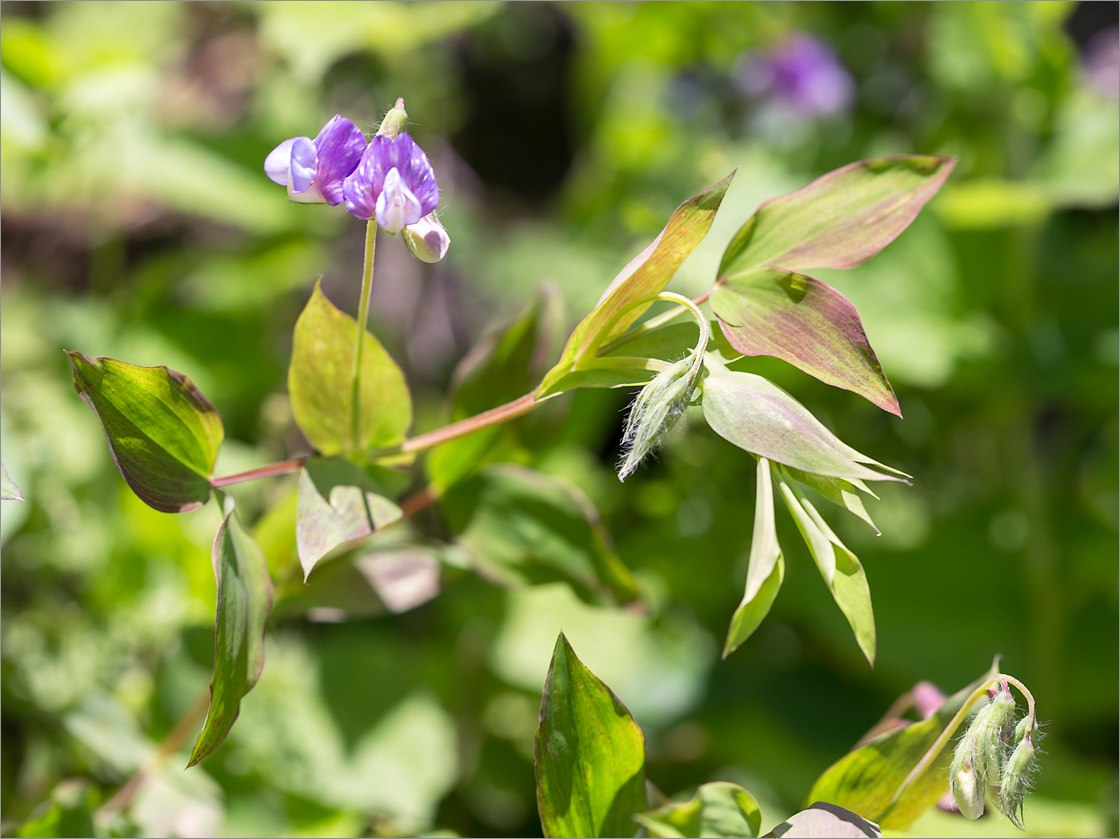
[
  {"left": 440, "top": 464, "right": 640, "bottom": 606},
  {"left": 538, "top": 172, "right": 735, "bottom": 397},
  {"left": 288, "top": 281, "right": 411, "bottom": 456},
  {"left": 763, "top": 802, "right": 882, "bottom": 838},
  {"left": 535, "top": 632, "right": 646, "bottom": 839},
  {"left": 1, "top": 459, "right": 24, "bottom": 501},
  {"left": 700, "top": 361, "right": 907, "bottom": 484},
  {"left": 188, "top": 506, "right": 273, "bottom": 767},
  {"left": 806, "top": 663, "right": 999, "bottom": 830},
  {"left": 429, "top": 287, "right": 565, "bottom": 491},
  {"left": 67, "top": 352, "right": 223, "bottom": 513},
  {"left": 776, "top": 464, "right": 880, "bottom": 535},
  {"left": 711, "top": 267, "right": 899, "bottom": 416},
  {"left": 296, "top": 458, "right": 405, "bottom": 580},
  {"left": 718, "top": 156, "right": 955, "bottom": 276},
  {"left": 635, "top": 781, "right": 762, "bottom": 838},
  {"left": 777, "top": 479, "right": 875, "bottom": 666},
  {"left": 724, "top": 458, "right": 785, "bottom": 658}
]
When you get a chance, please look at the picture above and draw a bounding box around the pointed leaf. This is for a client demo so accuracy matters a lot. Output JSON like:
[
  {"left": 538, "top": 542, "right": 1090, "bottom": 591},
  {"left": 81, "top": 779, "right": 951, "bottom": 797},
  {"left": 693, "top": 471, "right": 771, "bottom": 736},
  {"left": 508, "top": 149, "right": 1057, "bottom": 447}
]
[
  {"left": 711, "top": 268, "right": 899, "bottom": 416},
  {"left": 430, "top": 288, "right": 565, "bottom": 491},
  {"left": 718, "top": 156, "right": 956, "bottom": 276},
  {"left": 535, "top": 633, "right": 646, "bottom": 839},
  {"left": 539, "top": 172, "right": 735, "bottom": 396},
  {"left": 700, "top": 363, "right": 906, "bottom": 484},
  {"left": 67, "top": 352, "right": 223, "bottom": 513},
  {"left": 806, "top": 664, "right": 999, "bottom": 830},
  {"left": 763, "top": 802, "right": 881, "bottom": 838},
  {"left": 724, "top": 458, "right": 785, "bottom": 657},
  {"left": 440, "top": 464, "right": 640, "bottom": 606},
  {"left": 188, "top": 507, "right": 273, "bottom": 766},
  {"left": 288, "top": 281, "right": 411, "bottom": 456},
  {"left": 1, "top": 460, "right": 24, "bottom": 502},
  {"left": 636, "top": 781, "right": 762, "bottom": 838},
  {"left": 778, "top": 480, "right": 876, "bottom": 666},
  {"left": 776, "top": 464, "right": 879, "bottom": 535},
  {"left": 296, "top": 458, "right": 405, "bottom": 580}
]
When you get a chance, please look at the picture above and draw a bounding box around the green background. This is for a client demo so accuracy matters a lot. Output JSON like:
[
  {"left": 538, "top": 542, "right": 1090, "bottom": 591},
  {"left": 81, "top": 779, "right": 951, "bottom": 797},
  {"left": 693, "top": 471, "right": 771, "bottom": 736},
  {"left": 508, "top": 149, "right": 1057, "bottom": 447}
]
[{"left": 2, "top": 2, "right": 1116, "bottom": 836}]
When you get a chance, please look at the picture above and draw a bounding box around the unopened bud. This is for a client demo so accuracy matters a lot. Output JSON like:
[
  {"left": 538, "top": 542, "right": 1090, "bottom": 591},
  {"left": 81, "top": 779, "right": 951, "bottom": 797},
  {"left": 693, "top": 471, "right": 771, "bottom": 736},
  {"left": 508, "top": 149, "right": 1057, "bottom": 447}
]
[
  {"left": 403, "top": 213, "right": 451, "bottom": 263},
  {"left": 617, "top": 356, "right": 698, "bottom": 481},
  {"left": 1000, "top": 718, "right": 1040, "bottom": 827},
  {"left": 951, "top": 757, "right": 986, "bottom": 820},
  {"left": 377, "top": 98, "right": 409, "bottom": 139}
]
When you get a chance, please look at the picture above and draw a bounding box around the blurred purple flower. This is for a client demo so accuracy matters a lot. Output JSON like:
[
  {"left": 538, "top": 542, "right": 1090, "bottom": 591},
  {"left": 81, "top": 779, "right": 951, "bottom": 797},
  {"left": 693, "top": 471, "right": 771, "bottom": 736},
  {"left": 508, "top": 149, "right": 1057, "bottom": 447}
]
[
  {"left": 343, "top": 133, "right": 439, "bottom": 233},
  {"left": 739, "top": 34, "right": 854, "bottom": 118},
  {"left": 1084, "top": 27, "right": 1119, "bottom": 100},
  {"left": 264, "top": 115, "right": 366, "bottom": 205}
]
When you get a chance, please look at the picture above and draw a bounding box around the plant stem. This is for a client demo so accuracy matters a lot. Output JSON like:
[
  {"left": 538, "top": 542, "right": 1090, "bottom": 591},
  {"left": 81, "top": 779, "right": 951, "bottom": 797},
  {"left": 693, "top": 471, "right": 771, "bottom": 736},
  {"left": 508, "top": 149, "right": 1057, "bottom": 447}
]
[
  {"left": 351, "top": 220, "right": 378, "bottom": 452},
  {"left": 398, "top": 391, "right": 539, "bottom": 454},
  {"left": 597, "top": 288, "right": 714, "bottom": 355},
  {"left": 211, "top": 457, "right": 309, "bottom": 488}
]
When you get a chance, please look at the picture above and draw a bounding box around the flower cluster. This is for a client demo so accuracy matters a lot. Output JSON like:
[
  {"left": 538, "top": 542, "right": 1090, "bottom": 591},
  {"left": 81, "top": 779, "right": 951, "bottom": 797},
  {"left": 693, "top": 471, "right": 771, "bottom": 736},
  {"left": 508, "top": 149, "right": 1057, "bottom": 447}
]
[{"left": 264, "top": 99, "right": 449, "bottom": 263}]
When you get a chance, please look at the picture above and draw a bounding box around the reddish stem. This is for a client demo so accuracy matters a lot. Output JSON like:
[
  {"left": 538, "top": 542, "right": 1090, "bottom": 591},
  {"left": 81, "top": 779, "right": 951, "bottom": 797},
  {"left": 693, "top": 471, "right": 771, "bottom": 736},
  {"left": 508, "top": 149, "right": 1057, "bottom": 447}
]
[{"left": 210, "top": 457, "right": 308, "bottom": 488}]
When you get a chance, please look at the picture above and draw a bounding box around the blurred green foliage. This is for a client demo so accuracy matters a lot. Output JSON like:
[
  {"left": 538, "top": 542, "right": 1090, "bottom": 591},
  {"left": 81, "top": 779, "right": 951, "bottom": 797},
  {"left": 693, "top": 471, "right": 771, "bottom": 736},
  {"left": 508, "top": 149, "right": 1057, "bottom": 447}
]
[{"left": 1, "top": 2, "right": 1116, "bottom": 837}]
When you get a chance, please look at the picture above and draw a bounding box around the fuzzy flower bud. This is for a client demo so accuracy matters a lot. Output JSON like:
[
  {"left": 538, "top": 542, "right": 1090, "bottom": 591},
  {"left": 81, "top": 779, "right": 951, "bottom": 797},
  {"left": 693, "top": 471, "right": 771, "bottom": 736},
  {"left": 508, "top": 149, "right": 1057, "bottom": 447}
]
[
  {"left": 617, "top": 356, "right": 699, "bottom": 481},
  {"left": 999, "top": 718, "right": 1040, "bottom": 827},
  {"left": 402, "top": 213, "right": 451, "bottom": 263},
  {"left": 376, "top": 98, "right": 409, "bottom": 140},
  {"left": 950, "top": 683, "right": 1017, "bottom": 820},
  {"left": 951, "top": 756, "right": 986, "bottom": 820}
]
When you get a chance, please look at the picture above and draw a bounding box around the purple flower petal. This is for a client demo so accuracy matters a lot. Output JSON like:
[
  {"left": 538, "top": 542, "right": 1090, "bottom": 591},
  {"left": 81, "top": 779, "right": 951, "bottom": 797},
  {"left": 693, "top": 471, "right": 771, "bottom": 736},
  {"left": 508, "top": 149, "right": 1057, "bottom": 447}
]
[
  {"left": 289, "top": 137, "right": 318, "bottom": 195},
  {"left": 344, "top": 132, "right": 439, "bottom": 223},
  {"left": 264, "top": 137, "right": 302, "bottom": 186},
  {"left": 312, "top": 115, "right": 367, "bottom": 206}
]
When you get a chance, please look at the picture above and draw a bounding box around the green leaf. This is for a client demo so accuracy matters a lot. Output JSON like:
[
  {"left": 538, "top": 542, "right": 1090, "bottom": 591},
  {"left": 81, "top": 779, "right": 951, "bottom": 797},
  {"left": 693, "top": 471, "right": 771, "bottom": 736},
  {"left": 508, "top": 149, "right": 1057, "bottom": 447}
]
[
  {"left": 535, "top": 632, "right": 646, "bottom": 839},
  {"left": 635, "top": 781, "right": 762, "bottom": 838},
  {"left": 724, "top": 458, "right": 785, "bottom": 658},
  {"left": 806, "top": 663, "right": 999, "bottom": 830},
  {"left": 700, "top": 361, "right": 907, "bottom": 484},
  {"left": 296, "top": 458, "right": 405, "bottom": 580},
  {"left": 777, "top": 479, "right": 876, "bottom": 666},
  {"left": 67, "top": 352, "right": 223, "bottom": 513},
  {"left": 763, "top": 802, "right": 881, "bottom": 838},
  {"left": 429, "top": 288, "right": 565, "bottom": 491},
  {"left": 538, "top": 172, "right": 736, "bottom": 397},
  {"left": 440, "top": 464, "right": 640, "bottom": 606},
  {"left": 288, "top": 281, "right": 411, "bottom": 456},
  {"left": 711, "top": 267, "right": 899, "bottom": 416},
  {"left": 188, "top": 505, "right": 273, "bottom": 767},
  {"left": 776, "top": 464, "right": 879, "bottom": 535},
  {"left": 718, "top": 156, "right": 956, "bottom": 276},
  {"left": 1, "top": 459, "right": 24, "bottom": 501},
  {"left": 16, "top": 780, "right": 99, "bottom": 839}
]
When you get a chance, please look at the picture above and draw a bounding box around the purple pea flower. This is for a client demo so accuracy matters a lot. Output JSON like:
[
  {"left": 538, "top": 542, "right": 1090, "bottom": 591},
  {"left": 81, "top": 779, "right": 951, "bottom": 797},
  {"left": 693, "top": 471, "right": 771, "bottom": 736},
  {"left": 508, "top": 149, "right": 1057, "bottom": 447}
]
[
  {"left": 343, "top": 132, "right": 439, "bottom": 233},
  {"left": 264, "top": 115, "right": 366, "bottom": 205}
]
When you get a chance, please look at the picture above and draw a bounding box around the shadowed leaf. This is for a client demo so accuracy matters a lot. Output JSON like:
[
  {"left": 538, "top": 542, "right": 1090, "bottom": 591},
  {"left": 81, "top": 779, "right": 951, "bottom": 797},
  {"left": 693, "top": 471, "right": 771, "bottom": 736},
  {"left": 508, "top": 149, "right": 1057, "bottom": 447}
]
[
  {"left": 535, "top": 633, "right": 646, "bottom": 839},
  {"left": 718, "top": 156, "right": 956, "bottom": 276},
  {"left": 296, "top": 458, "right": 405, "bottom": 580},
  {"left": 711, "top": 267, "right": 899, "bottom": 415},
  {"left": 636, "top": 781, "right": 762, "bottom": 838},
  {"left": 288, "top": 281, "right": 411, "bottom": 456},
  {"left": 539, "top": 172, "right": 735, "bottom": 397},
  {"left": 188, "top": 506, "right": 273, "bottom": 767},
  {"left": 806, "top": 663, "right": 999, "bottom": 830},
  {"left": 441, "top": 464, "right": 640, "bottom": 606},
  {"left": 67, "top": 352, "right": 223, "bottom": 513}
]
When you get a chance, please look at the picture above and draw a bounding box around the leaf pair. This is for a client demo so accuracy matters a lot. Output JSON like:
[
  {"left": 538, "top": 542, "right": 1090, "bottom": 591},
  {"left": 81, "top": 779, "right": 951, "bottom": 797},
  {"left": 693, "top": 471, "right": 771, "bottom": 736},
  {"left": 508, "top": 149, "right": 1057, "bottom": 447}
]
[{"left": 711, "top": 156, "right": 956, "bottom": 416}]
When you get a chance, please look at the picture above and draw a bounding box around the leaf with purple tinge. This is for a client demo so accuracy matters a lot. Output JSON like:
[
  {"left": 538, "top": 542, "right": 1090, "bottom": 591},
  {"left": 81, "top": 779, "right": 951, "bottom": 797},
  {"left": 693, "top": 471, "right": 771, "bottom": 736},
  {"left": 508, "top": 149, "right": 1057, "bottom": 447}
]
[
  {"left": 538, "top": 172, "right": 736, "bottom": 397},
  {"left": 296, "top": 458, "right": 405, "bottom": 580},
  {"left": 1, "top": 460, "right": 24, "bottom": 502},
  {"left": 711, "top": 267, "right": 900, "bottom": 416},
  {"left": 700, "top": 360, "right": 908, "bottom": 484},
  {"left": 188, "top": 504, "right": 272, "bottom": 767},
  {"left": 67, "top": 352, "right": 223, "bottom": 513},
  {"left": 718, "top": 156, "right": 956, "bottom": 276}
]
